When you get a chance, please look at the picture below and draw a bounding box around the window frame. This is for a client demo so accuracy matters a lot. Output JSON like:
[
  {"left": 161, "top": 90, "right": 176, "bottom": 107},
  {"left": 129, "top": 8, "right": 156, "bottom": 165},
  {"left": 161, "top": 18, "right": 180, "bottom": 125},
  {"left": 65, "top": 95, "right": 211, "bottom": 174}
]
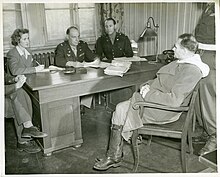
[
  {"left": 3, "top": 3, "right": 23, "bottom": 50},
  {"left": 42, "top": 3, "right": 97, "bottom": 46}
]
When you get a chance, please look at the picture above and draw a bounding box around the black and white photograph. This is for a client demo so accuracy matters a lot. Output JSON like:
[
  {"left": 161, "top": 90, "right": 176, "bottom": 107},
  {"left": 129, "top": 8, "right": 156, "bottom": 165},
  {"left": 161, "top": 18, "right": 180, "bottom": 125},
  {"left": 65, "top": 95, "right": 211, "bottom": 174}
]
[{"left": 0, "top": 0, "right": 219, "bottom": 176}]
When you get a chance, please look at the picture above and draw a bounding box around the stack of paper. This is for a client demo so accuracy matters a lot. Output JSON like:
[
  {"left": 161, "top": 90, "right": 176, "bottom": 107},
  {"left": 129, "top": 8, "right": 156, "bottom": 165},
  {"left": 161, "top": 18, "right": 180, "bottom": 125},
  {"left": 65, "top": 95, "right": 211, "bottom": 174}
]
[
  {"left": 83, "top": 61, "right": 110, "bottom": 68},
  {"left": 104, "top": 61, "right": 132, "bottom": 77},
  {"left": 114, "top": 56, "right": 147, "bottom": 62}
]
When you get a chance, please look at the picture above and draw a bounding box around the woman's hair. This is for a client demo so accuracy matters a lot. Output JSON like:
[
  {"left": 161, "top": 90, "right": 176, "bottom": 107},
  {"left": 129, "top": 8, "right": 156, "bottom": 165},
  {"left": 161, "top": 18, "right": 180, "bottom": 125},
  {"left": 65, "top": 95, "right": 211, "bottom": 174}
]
[
  {"left": 11, "top": 28, "right": 29, "bottom": 46},
  {"left": 178, "top": 33, "right": 198, "bottom": 52}
]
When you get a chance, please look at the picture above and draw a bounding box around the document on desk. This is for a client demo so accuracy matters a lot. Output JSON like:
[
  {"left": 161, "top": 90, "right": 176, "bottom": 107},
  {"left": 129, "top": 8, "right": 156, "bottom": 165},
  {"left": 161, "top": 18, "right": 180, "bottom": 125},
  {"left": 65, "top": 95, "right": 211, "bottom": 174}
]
[
  {"left": 114, "top": 56, "right": 147, "bottom": 62},
  {"left": 37, "top": 68, "right": 50, "bottom": 73},
  {"left": 83, "top": 61, "right": 110, "bottom": 68},
  {"left": 49, "top": 65, "right": 65, "bottom": 71},
  {"left": 104, "top": 60, "right": 132, "bottom": 77}
]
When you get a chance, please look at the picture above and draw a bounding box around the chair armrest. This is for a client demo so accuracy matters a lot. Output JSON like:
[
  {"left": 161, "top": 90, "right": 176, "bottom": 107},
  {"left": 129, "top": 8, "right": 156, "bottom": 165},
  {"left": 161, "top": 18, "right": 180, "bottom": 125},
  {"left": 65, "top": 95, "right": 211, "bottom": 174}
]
[{"left": 132, "top": 101, "right": 189, "bottom": 112}]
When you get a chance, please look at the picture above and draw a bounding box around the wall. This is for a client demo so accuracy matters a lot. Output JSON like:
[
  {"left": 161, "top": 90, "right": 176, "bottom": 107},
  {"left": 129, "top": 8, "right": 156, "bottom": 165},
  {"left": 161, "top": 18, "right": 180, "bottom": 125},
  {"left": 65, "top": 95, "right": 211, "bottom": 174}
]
[
  {"left": 124, "top": 2, "right": 205, "bottom": 56},
  {"left": 3, "top": 2, "right": 205, "bottom": 56}
]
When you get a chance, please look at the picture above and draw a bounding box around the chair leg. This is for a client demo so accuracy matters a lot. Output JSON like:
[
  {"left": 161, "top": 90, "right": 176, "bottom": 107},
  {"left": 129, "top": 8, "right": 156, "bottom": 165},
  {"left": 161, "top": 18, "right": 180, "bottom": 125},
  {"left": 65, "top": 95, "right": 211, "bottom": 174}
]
[
  {"left": 147, "top": 135, "right": 152, "bottom": 146},
  {"left": 98, "top": 93, "right": 101, "bottom": 105},
  {"left": 181, "top": 135, "right": 187, "bottom": 173},
  {"left": 188, "top": 127, "right": 194, "bottom": 155},
  {"left": 131, "top": 129, "right": 139, "bottom": 172},
  {"left": 93, "top": 95, "right": 96, "bottom": 109}
]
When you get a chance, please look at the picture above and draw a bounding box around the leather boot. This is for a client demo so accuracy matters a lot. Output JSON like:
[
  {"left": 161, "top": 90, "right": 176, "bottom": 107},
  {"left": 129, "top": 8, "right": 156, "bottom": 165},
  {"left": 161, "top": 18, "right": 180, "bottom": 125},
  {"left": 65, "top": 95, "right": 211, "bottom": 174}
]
[{"left": 93, "top": 124, "right": 123, "bottom": 170}]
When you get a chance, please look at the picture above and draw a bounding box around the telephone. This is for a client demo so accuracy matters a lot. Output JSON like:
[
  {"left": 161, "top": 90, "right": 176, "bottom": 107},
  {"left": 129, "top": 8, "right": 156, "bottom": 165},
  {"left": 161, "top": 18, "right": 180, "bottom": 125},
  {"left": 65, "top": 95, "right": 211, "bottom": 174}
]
[{"left": 162, "top": 50, "right": 175, "bottom": 63}]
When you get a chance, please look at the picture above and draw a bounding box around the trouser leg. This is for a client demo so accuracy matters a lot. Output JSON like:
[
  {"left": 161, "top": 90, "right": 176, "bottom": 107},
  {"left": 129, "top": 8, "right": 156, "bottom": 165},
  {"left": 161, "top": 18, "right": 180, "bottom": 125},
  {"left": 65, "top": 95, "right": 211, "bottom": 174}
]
[
  {"left": 196, "top": 51, "right": 216, "bottom": 155},
  {"left": 112, "top": 92, "right": 143, "bottom": 141},
  {"left": 199, "top": 70, "right": 216, "bottom": 135},
  {"left": 199, "top": 51, "right": 216, "bottom": 135},
  {"left": 13, "top": 118, "right": 31, "bottom": 144},
  {"left": 11, "top": 88, "right": 32, "bottom": 125}
]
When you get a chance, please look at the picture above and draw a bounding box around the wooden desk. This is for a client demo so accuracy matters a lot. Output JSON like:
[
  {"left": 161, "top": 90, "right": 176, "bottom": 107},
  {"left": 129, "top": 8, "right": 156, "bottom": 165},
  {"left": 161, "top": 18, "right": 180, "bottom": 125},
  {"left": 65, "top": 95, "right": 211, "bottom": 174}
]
[{"left": 24, "top": 61, "right": 163, "bottom": 155}]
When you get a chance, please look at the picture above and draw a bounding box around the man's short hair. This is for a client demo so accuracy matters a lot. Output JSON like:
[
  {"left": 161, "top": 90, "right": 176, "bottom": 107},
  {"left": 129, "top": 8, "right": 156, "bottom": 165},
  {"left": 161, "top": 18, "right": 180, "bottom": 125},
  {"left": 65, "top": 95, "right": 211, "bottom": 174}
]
[
  {"left": 66, "top": 26, "right": 79, "bottom": 35},
  {"left": 178, "top": 33, "right": 198, "bottom": 52},
  {"left": 105, "top": 18, "right": 116, "bottom": 25}
]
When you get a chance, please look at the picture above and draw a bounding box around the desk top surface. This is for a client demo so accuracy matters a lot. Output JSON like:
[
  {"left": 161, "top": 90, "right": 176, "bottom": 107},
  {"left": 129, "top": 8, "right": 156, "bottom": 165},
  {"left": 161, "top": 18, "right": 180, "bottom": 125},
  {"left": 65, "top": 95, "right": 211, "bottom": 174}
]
[{"left": 25, "top": 61, "right": 163, "bottom": 91}]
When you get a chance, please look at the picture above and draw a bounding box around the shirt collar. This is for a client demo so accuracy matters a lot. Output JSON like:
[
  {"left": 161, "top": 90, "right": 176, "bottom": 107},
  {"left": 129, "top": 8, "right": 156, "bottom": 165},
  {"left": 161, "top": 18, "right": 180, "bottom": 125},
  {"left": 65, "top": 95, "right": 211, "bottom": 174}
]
[
  {"left": 16, "top": 46, "right": 31, "bottom": 58},
  {"left": 177, "top": 54, "right": 210, "bottom": 78}
]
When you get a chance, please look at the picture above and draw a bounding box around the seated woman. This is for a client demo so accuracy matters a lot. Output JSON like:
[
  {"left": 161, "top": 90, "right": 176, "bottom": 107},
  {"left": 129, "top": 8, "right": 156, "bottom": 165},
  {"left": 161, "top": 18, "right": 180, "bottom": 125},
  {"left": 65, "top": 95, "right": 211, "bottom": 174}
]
[
  {"left": 93, "top": 33, "right": 210, "bottom": 170},
  {"left": 5, "top": 28, "right": 47, "bottom": 153},
  {"left": 7, "top": 28, "right": 44, "bottom": 75}
]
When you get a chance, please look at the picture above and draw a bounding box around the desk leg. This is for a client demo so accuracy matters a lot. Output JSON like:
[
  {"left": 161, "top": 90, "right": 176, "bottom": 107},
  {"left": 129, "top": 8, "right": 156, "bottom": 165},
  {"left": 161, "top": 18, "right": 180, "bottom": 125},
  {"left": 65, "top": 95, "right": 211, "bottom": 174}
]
[{"left": 32, "top": 96, "right": 83, "bottom": 155}]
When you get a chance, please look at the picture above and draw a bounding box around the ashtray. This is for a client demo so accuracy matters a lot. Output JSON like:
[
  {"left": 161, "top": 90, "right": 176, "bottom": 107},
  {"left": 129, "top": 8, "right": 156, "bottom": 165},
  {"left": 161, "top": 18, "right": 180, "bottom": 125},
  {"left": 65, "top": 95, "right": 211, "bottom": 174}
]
[
  {"left": 63, "top": 67, "right": 76, "bottom": 74},
  {"left": 76, "top": 67, "right": 87, "bottom": 74}
]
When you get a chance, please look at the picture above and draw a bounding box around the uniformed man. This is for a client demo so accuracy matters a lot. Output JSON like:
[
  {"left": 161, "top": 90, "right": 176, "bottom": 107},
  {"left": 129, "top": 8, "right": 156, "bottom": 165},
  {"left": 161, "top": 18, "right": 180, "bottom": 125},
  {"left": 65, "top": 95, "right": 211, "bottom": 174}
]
[
  {"left": 194, "top": 2, "right": 216, "bottom": 156},
  {"left": 95, "top": 18, "right": 133, "bottom": 62},
  {"left": 54, "top": 26, "right": 100, "bottom": 67},
  {"left": 54, "top": 26, "right": 100, "bottom": 110}
]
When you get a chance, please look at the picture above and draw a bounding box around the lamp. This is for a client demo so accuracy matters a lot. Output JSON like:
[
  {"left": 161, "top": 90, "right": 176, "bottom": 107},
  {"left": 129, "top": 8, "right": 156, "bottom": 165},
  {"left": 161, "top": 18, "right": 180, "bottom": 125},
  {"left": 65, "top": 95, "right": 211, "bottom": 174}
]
[{"left": 138, "top": 17, "right": 159, "bottom": 63}]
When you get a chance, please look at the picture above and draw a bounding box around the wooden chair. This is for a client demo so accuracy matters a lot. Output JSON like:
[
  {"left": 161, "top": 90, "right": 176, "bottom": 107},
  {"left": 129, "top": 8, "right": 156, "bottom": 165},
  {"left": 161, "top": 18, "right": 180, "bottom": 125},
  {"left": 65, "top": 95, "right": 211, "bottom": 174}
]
[{"left": 131, "top": 81, "right": 200, "bottom": 173}]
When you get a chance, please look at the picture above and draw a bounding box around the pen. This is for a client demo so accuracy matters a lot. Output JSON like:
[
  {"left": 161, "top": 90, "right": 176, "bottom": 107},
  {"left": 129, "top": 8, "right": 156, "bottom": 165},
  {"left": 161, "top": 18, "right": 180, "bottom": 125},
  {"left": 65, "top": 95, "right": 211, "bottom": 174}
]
[{"left": 35, "top": 60, "right": 41, "bottom": 66}]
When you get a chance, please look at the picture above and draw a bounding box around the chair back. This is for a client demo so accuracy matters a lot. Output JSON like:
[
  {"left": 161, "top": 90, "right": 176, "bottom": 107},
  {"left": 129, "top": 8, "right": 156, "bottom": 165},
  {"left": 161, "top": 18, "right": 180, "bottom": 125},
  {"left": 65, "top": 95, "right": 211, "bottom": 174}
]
[
  {"left": 179, "top": 81, "right": 200, "bottom": 172},
  {"left": 181, "top": 80, "right": 200, "bottom": 139},
  {"left": 131, "top": 80, "right": 201, "bottom": 172}
]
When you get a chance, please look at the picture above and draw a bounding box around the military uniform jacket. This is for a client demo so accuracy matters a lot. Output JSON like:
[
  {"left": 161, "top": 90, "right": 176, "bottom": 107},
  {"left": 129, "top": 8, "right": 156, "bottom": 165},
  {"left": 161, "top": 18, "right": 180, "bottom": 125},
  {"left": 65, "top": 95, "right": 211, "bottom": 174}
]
[
  {"left": 195, "top": 4, "right": 215, "bottom": 44},
  {"left": 95, "top": 32, "right": 133, "bottom": 62},
  {"left": 54, "top": 40, "right": 97, "bottom": 67}
]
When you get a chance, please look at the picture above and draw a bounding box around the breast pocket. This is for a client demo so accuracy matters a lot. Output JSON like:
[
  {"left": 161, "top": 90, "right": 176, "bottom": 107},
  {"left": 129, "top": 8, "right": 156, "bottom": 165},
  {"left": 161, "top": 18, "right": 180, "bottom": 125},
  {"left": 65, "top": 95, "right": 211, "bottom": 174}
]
[{"left": 78, "top": 52, "right": 85, "bottom": 62}]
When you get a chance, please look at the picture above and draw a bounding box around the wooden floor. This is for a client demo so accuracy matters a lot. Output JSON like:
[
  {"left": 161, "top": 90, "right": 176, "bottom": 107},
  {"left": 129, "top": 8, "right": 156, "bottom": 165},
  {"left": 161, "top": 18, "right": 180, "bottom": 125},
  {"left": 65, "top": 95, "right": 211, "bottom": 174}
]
[{"left": 4, "top": 103, "right": 216, "bottom": 175}]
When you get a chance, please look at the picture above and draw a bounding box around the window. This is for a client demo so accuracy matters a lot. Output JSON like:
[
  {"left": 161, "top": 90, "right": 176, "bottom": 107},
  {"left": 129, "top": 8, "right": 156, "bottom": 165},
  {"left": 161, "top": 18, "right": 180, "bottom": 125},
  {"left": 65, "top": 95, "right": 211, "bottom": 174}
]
[
  {"left": 3, "top": 3, "right": 23, "bottom": 48},
  {"left": 43, "top": 3, "right": 97, "bottom": 44}
]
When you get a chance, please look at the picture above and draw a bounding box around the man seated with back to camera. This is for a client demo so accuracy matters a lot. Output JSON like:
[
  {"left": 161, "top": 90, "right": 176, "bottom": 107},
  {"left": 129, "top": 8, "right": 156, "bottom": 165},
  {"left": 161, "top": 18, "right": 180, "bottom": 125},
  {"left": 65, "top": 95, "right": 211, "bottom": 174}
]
[{"left": 93, "top": 33, "right": 210, "bottom": 171}]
